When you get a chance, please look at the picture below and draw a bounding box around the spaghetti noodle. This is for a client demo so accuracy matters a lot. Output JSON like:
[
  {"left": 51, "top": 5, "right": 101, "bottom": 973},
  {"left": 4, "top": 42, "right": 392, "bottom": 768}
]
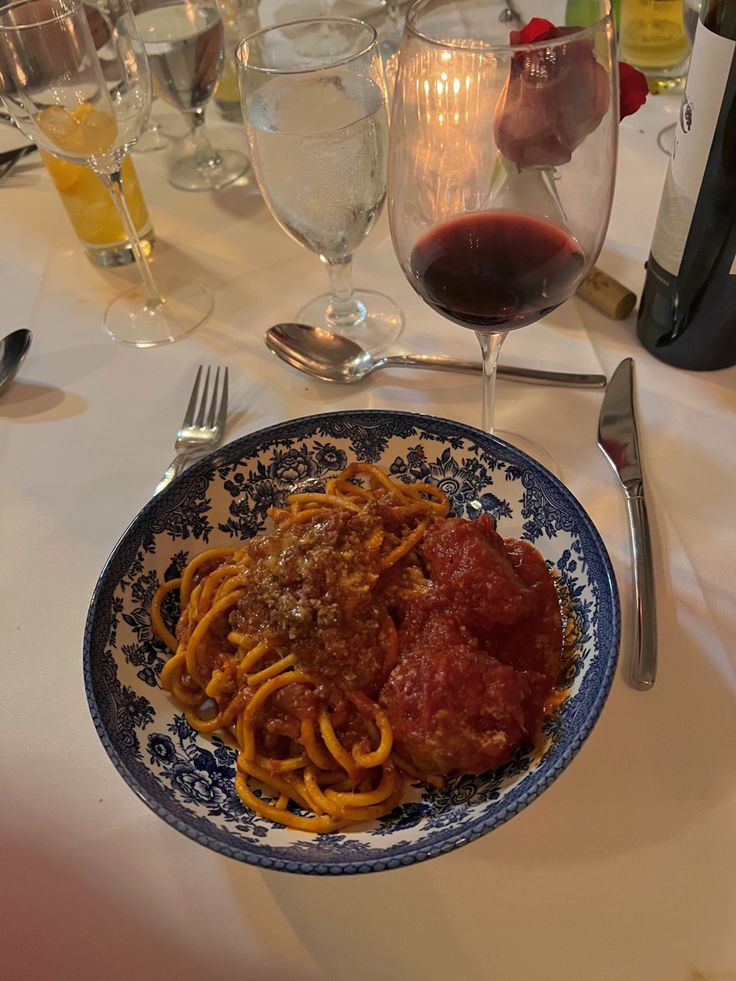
[
  {"left": 152, "top": 461, "right": 565, "bottom": 833},
  {"left": 152, "top": 463, "right": 450, "bottom": 832}
]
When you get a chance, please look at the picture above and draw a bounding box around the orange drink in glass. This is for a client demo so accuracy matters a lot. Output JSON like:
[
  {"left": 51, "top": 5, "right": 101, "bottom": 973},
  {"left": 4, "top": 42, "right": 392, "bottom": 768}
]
[{"left": 41, "top": 151, "right": 155, "bottom": 266}]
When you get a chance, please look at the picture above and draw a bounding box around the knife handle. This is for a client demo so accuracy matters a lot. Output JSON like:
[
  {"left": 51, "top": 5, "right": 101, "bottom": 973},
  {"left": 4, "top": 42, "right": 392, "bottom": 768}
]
[{"left": 625, "top": 492, "right": 657, "bottom": 690}]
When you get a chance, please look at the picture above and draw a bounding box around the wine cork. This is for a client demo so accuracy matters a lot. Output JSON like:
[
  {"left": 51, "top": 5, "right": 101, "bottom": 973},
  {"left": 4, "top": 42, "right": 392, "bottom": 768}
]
[{"left": 576, "top": 266, "right": 637, "bottom": 320}]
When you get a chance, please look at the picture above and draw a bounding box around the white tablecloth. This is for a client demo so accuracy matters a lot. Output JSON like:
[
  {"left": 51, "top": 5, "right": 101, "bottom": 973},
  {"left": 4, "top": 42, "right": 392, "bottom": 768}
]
[{"left": 3, "top": 89, "right": 735, "bottom": 981}]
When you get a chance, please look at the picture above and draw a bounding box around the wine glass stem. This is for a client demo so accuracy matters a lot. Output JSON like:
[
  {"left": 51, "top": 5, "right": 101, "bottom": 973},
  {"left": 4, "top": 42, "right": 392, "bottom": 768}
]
[
  {"left": 324, "top": 257, "right": 362, "bottom": 327},
  {"left": 476, "top": 330, "right": 506, "bottom": 435},
  {"left": 189, "top": 108, "right": 222, "bottom": 170},
  {"left": 97, "top": 168, "right": 163, "bottom": 309},
  {"left": 386, "top": 0, "right": 400, "bottom": 32}
]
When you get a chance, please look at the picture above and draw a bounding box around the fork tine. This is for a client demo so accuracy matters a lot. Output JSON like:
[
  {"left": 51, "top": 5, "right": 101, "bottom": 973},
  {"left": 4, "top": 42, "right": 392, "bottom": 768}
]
[
  {"left": 182, "top": 365, "right": 203, "bottom": 427},
  {"left": 194, "top": 366, "right": 211, "bottom": 428},
  {"left": 205, "top": 367, "right": 221, "bottom": 429},
  {"left": 216, "top": 367, "right": 229, "bottom": 435}
]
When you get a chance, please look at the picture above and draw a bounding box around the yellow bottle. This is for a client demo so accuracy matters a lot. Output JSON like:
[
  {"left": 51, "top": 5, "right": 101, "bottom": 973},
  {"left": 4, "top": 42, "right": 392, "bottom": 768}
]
[{"left": 41, "top": 152, "right": 155, "bottom": 267}]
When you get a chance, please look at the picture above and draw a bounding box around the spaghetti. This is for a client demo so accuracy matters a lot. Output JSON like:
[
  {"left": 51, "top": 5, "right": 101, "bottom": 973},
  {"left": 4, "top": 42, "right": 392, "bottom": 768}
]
[
  {"left": 152, "top": 463, "right": 451, "bottom": 832},
  {"left": 152, "top": 461, "right": 565, "bottom": 833}
]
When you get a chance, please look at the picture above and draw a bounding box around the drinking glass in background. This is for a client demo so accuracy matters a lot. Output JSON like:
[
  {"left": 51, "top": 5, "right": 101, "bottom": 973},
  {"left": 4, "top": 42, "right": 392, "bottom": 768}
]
[
  {"left": 380, "top": 0, "right": 403, "bottom": 56},
  {"left": 238, "top": 17, "right": 403, "bottom": 355},
  {"left": 653, "top": 0, "right": 700, "bottom": 154},
  {"left": 0, "top": 0, "right": 213, "bottom": 346},
  {"left": 388, "top": 0, "right": 618, "bottom": 448},
  {"left": 619, "top": 0, "right": 691, "bottom": 91},
  {"left": 135, "top": 0, "right": 250, "bottom": 189},
  {"left": 213, "top": 0, "right": 259, "bottom": 122},
  {"left": 41, "top": 151, "right": 156, "bottom": 265},
  {"left": 133, "top": 111, "right": 171, "bottom": 151}
]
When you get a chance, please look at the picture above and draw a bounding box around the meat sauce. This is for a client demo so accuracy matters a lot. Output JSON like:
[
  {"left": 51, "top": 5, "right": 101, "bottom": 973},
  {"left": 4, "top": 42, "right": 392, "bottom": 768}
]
[
  {"left": 227, "top": 509, "right": 563, "bottom": 781},
  {"left": 229, "top": 508, "right": 394, "bottom": 696}
]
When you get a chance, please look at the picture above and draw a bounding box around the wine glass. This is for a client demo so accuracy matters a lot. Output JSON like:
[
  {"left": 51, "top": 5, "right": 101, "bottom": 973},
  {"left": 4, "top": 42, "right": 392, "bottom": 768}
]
[
  {"left": 380, "top": 0, "right": 403, "bottom": 57},
  {"left": 0, "top": 0, "right": 213, "bottom": 346},
  {"left": 388, "top": 0, "right": 618, "bottom": 451},
  {"left": 237, "top": 17, "right": 403, "bottom": 356},
  {"left": 133, "top": 106, "right": 171, "bottom": 152},
  {"left": 134, "top": 0, "right": 249, "bottom": 191},
  {"left": 657, "top": 0, "right": 701, "bottom": 155}
]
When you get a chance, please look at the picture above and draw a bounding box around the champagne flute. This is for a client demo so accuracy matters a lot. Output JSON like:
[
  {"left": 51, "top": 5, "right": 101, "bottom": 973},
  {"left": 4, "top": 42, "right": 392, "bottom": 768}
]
[
  {"left": 388, "top": 0, "right": 618, "bottom": 454},
  {"left": 237, "top": 17, "right": 403, "bottom": 356},
  {"left": 135, "top": 0, "right": 249, "bottom": 191},
  {"left": 0, "top": 0, "right": 213, "bottom": 346}
]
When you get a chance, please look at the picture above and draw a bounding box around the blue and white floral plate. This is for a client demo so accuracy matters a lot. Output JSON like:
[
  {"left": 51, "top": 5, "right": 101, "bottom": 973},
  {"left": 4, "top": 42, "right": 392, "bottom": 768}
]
[{"left": 84, "top": 410, "right": 620, "bottom": 875}]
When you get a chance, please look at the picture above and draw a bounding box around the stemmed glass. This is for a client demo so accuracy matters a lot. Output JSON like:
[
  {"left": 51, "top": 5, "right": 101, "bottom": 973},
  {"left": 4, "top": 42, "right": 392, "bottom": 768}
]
[
  {"left": 0, "top": 0, "right": 213, "bottom": 346},
  {"left": 380, "top": 0, "right": 403, "bottom": 57},
  {"left": 238, "top": 17, "right": 403, "bottom": 356},
  {"left": 134, "top": 0, "right": 249, "bottom": 191},
  {"left": 388, "top": 0, "right": 618, "bottom": 451}
]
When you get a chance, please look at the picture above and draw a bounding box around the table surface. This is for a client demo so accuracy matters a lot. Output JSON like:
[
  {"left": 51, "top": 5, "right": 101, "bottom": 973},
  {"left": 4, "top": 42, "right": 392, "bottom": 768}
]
[{"left": 2, "top": 79, "right": 735, "bottom": 981}]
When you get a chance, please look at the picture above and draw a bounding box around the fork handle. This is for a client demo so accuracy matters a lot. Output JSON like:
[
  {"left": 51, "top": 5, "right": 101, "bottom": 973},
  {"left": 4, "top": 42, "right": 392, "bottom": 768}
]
[{"left": 155, "top": 451, "right": 205, "bottom": 494}]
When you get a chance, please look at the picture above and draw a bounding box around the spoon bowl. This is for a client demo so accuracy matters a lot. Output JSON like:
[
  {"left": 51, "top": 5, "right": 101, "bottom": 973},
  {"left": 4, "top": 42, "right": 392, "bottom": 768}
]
[
  {"left": 0, "top": 328, "right": 32, "bottom": 396},
  {"left": 265, "top": 323, "right": 378, "bottom": 383},
  {"left": 264, "top": 322, "right": 607, "bottom": 389}
]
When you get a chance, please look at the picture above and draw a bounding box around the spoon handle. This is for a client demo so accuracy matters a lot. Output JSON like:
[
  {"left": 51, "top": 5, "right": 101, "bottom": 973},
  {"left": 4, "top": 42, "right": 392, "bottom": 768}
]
[{"left": 381, "top": 354, "right": 607, "bottom": 389}]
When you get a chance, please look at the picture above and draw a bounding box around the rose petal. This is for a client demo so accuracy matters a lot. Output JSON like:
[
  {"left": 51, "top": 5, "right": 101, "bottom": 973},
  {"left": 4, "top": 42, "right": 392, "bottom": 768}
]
[
  {"left": 510, "top": 17, "right": 558, "bottom": 46},
  {"left": 619, "top": 61, "right": 649, "bottom": 119}
]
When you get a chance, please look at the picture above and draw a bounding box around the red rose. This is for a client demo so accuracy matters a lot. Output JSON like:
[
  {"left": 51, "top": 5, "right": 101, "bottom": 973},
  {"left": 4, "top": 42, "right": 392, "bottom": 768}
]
[
  {"left": 619, "top": 60, "right": 649, "bottom": 119},
  {"left": 495, "top": 18, "right": 648, "bottom": 168}
]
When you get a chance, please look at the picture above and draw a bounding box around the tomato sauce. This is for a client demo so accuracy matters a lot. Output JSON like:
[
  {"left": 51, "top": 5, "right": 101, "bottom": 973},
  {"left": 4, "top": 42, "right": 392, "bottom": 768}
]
[
  {"left": 227, "top": 508, "right": 563, "bottom": 781},
  {"left": 380, "top": 515, "right": 563, "bottom": 777}
]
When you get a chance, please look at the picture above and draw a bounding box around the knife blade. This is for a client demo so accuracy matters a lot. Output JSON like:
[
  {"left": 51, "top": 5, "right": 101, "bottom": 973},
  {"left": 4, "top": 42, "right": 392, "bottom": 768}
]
[{"left": 597, "top": 358, "right": 657, "bottom": 690}]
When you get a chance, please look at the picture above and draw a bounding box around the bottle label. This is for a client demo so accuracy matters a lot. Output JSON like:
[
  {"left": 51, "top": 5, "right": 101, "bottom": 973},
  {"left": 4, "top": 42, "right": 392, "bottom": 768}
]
[{"left": 650, "top": 20, "right": 736, "bottom": 276}]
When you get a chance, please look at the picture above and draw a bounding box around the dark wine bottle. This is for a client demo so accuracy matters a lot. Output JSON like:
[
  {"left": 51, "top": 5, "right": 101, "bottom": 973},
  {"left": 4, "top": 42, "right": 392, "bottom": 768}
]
[{"left": 636, "top": 0, "right": 736, "bottom": 370}]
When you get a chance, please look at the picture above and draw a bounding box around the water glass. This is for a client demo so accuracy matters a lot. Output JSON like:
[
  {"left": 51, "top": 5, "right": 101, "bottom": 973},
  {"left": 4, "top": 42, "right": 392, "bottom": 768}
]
[
  {"left": 238, "top": 17, "right": 402, "bottom": 355},
  {"left": 135, "top": 0, "right": 250, "bottom": 190}
]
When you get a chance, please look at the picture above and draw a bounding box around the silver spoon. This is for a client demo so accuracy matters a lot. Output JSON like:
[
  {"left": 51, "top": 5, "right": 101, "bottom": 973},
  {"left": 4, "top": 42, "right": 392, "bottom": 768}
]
[
  {"left": 265, "top": 323, "right": 607, "bottom": 389},
  {"left": 0, "top": 328, "right": 32, "bottom": 396}
]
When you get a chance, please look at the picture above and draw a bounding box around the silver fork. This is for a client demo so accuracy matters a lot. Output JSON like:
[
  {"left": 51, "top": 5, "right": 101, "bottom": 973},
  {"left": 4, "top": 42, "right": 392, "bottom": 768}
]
[{"left": 155, "top": 365, "right": 229, "bottom": 494}]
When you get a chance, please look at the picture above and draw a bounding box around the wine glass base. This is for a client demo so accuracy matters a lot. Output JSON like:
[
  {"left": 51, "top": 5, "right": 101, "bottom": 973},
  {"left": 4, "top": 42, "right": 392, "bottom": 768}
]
[
  {"left": 496, "top": 429, "right": 558, "bottom": 477},
  {"left": 104, "top": 277, "right": 214, "bottom": 348},
  {"left": 168, "top": 150, "right": 250, "bottom": 192},
  {"left": 133, "top": 119, "right": 170, "bottom": 153},
  {"left": 657, "top": 123, "right": 676, "bottom": 156},
  {"left": 297, "top": 289, "right": 403, "bottom": 356}
]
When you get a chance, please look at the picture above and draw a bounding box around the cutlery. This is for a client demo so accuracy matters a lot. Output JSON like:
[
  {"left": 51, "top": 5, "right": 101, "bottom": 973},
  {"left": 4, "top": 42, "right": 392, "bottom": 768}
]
[
  {"left": 0, "top": 143, "right": 38, "bottom": 181},
  {"left": 155, "top": 364, "right": 229, "bottom": 494},
  {"left": 265, "top": 322, "right": 608, "bottom": 389},
  {"left": 0, "top": 328, "right": 32, "bottom": 396},
  {"left": 597, "top": 357, "right": 657, "bottom": 690}
]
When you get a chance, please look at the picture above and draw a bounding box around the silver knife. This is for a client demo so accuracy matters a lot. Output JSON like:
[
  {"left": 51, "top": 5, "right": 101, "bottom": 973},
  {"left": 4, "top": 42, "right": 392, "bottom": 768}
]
[{"left": 597, "top": 358, "right": 657, "bottom": 690}]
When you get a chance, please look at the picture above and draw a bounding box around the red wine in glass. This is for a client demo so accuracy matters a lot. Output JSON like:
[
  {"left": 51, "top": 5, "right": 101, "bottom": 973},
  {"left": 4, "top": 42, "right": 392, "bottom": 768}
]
[{"left": 409, "top": 211, "right": 586, "bottom": 330}]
